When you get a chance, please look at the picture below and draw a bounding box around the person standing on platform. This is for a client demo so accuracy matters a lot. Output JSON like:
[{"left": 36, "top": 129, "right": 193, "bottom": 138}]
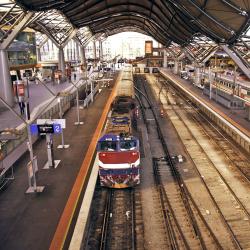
[
  {"left": 18, "top": 96, "right": 25, "bottom": 115},
  {"left": 73, "top": 73, "right": 76, "bottom": 81}
]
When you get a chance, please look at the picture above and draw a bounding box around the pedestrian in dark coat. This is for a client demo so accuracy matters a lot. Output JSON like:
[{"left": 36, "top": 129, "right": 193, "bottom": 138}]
[{"left": 18, "top": 96, "right": 25, "bottom": 115}]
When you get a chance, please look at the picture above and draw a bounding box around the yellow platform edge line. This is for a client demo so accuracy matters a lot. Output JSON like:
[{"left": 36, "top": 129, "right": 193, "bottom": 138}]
[{"left": 49, "top": 72, "right": 122, "bottom": 250}]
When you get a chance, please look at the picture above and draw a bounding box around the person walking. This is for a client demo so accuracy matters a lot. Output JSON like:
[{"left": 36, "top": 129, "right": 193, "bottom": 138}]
[{"left": 18, "top": 96, "right": 25, "bottom": 115}]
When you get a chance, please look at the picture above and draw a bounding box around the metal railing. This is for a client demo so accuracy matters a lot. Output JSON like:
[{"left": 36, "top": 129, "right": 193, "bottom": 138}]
[{"left": 0, "top": 83, "right": 86, "bottom": 162}]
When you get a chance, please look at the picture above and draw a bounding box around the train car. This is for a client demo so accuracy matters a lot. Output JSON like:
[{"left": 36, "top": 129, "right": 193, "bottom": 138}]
[{"left": 97, "top": 66, "right": 140, "bottom": 188}]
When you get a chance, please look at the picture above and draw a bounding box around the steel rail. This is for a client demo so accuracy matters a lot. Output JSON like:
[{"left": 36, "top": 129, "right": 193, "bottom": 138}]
[
  {"left": 49, "top": 72, "right": 121, "bottom": 250},
  {"left": 130, "top": 188, "right": 136, "bottom": 250},
  {"left": 136, "top": 74, "right": 184, "bottom": 248},
  {"left": 161, "top": 77, "right": 245, "bottom": 249},
  {"left": 135, "top": 74, "right": 205, "bottom": 249},
  {"left": 152, "top": 158, "right": 184, "bottom": 250},
  {"left": 99, "top": 190, "right": 112, "bottom": 250},
  {"left": 173, "top": 86, "right": 249, "bottom": 249},
  {"left": 164, "top": 79, "right": 250, "bottom": 214},
  {"left": 177, "top": 89, "right": 250, "bottom": 182},
  {"left": 101, "top": 189, "right": 136, "bottom": 249},
  {"left": 139, "top": 74, "right": 207, "bottom": 250}
]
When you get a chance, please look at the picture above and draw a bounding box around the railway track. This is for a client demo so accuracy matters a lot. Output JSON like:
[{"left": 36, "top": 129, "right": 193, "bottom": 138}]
[
  {"left": 101, "top": 189, "right": 136, "bottom": 250},
  {"left": 81, "top": 72, "right": 250, "bottom": 250},
  {"left": 134, "top": 74, "right": 222, "bottom": 249},
  {"left": 146, "top": 74, "right": 250, "bottom": 249},
  {"left": 85, "top": 185, "right": 136, "bottom": 250},
  {"left": 165, "top": 78, "right": 250, "bottom": 182}
]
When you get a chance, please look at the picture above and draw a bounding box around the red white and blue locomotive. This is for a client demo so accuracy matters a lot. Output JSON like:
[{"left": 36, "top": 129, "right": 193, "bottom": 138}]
[{"left": 97, "top": 66, "right": 140, "bottom": 188}]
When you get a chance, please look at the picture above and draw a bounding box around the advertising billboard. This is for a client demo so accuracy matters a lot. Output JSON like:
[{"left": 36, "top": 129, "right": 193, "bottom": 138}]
[{"left": 145, "top": 41, "right": 153, "bottom": 55}]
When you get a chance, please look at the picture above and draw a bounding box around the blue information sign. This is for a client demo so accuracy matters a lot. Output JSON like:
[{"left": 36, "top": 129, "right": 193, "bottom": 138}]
[
  {"left": 30, "top": 124, "right": 38, "bottom": 135},
  {"left": 30, "top": 124, "right": 62, "bottom": 135},
  {"left": 53, "top": 124, "right": 62, "bottom": 134}
]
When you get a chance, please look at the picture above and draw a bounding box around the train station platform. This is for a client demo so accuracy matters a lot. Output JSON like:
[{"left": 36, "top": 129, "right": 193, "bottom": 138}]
[
  {"left": 0, "top": 75, "right": 117, "bottom": 250},
  {"left": 160, "top": 68, "right": 250, "bottom": 136},
  {"left": 0, "top": 75, "right": 82, "bottom": 131}
]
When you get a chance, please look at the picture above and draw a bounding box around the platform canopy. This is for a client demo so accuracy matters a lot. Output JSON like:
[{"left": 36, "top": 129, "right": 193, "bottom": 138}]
[{"left": 15, "top": 0, "right": 250, "bottom": 46}]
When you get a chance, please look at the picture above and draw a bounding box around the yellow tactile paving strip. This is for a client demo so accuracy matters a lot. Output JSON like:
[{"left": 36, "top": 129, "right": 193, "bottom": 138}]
[{"left": 49, "top": 72, "right": 121, "bottom": 250}]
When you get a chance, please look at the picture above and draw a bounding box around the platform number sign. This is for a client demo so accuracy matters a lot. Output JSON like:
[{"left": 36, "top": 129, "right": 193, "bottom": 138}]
[
  {"left": 53, "top": 124, "right": 61, "bottom": 134},
  {"left": 30, "top": 124, "right": 62, "bottom": 135}
]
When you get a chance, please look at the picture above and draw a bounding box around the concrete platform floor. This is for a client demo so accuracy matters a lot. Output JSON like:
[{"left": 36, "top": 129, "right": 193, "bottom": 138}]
[
  {"left": 0, "top": 78, "right": 115, "bottom": 250},
  {"left": 0, "top": 79, "right": 72, "bottom": 131},
  {"left": 160, "top": 68, "right": 250, "bottom": 134}
]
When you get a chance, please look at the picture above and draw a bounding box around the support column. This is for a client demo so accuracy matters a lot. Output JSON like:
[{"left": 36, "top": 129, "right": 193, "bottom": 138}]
[
  {"left": 194, "top": 67, "right": 201, "bottom": 85},
  {"left": 93, "top": 41, "right": 97, "bottom": 61},
  {"left": 76, "top": 43, "right": 80, "bottom": 62},
  {"left": 180, "top": 61, "right": 183, "bottom": 72},
  {"left": 66, "top": 43, "right": 70, "bottom": 62},
  {"left": 208, "top": 67, "right": 213, "bottom": 99},
  {"left": 247, "top": 104, "right": 250, "bottom": 121},
  {"left": 58, "top": 47, "right": 66, "bottom": 76},
  {"left": 80, "top": 46, "right": 87, "bottom": 68},
  {"left": 36, "top": 46, "right": 41, "bottom": 62},
  {"left": 80, "top": 46, "right": 87, "bottom": 78},
  {"left": 163, "top": 50, "right": 168, "bottom": 68},
  {"left": 0, "top": 50, "right": 14, "bottom": 107},
  {"left": 90, "top": 80, "right": 93, "bottom": 102},
  {"left": 0, "top": 12, "right": 34, "bottom": 108},
  {"left": 73, "top": 41, "right": 76, "bottom": 61},
  {"left": 99, "top": 40, "right": 103, "bottom": 61},
  {"left": 173, "top": 60, "right": 179, "bottom": 75},
  {"left": 158, "top": 43, "right": 161, "bottom": 56}
]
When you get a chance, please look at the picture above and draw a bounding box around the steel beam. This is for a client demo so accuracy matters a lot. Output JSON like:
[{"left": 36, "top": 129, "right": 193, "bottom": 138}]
[
  {"left": 58, "top": 47, "right": 66, "bottom": 76},
  {"left": 201, "top": 46, "right": 218, "bottom": 63},
  {"left": 38, "top": 37, "right": 48, "bottom": 49},
  {"left": 0, "top": 12, "right": 34, "bottom": 50},
  {"left": 0, "top": 50, "right": 14, "bottom": 106},
  {"left": 220, "top": 44, "right": 250, "bottom": 80},
  {"left": 37, "top": 24, "right": 60, "bottom": 48},
  {"left": 178, "top": 49, "right": 196, "bottom": 63},
  {"left": 61, "top": 29, "right": 78, "bottom": 48},
  {"left": 165, "top": 47, "right": 177, "bottom": 58}
]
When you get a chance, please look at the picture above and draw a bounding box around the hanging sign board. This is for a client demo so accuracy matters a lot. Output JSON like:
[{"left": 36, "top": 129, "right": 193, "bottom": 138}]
[
  {"left": 37, "top": 124, "right": 55, "bottom": 135},
  {"left": 54, "top": 70, "right": 62, "bottom": 79},
  {"left": 13, "top": 80, "right": 25, "bottom": 97},
  {"left": 145, "top": 41, "right": 153, "bottom": 55},
  {"left": 30, "top": 124, "right": 62, "bottom": 135},
  {"left": 37, "top": 119, "right": 66, "bottom": 129}
]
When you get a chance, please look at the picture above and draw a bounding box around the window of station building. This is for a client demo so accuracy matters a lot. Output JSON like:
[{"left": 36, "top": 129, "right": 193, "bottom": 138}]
[{"left": 8, "top": 31, "right": 36, "bottom": 66}]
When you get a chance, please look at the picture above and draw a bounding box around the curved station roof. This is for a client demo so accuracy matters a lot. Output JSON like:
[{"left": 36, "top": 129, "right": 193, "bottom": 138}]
[{"left": 15, "top": 0, "right": 250, "bottom": 46}]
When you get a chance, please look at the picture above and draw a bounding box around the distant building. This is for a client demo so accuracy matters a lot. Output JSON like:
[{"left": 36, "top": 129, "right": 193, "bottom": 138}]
[
  {"left": 38, "top": 32, "right": 158, "bottom": 63},
  {"left": 7, "top": 28, "right": 37, "bottom": 69},
  {"left": 105, "top": 32, "right": 158, "bottom": 59}
]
